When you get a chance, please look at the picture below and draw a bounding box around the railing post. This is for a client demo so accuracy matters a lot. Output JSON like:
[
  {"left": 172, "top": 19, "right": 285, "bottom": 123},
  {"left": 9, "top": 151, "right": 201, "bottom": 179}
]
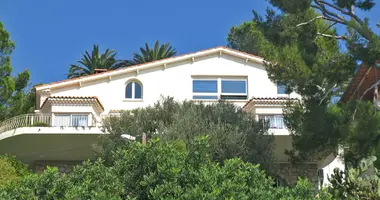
[{"left": 51, "top": 113, "right": 54, "bottom": 126}]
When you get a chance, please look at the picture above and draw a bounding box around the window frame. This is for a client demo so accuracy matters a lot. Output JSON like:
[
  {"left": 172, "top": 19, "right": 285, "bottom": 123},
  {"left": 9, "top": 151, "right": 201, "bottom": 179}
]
[
  {"left": 192, "top": 77, "right": 248, "bottom": 100},
  {"left": 54, "top": 113, "right": 90, "bottom": 127},
  {"left": 258, "top": 115, "right": 285, "bottom": 129},
  {"left": 220, "top": 78, "right": 247, "bottom": 99},
  {"left": 125, "top": 81, "right": 143, "bottom": 100},
  {"left": 71, "top": 114, "right": 89, "bottom": 127},
  {"left": 192, "top": 78, "right": 219, "bottom": 99}
]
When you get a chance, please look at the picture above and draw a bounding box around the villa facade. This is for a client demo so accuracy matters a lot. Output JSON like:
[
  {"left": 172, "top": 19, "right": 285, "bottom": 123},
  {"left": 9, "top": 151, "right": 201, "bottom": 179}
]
[{"left": 0, "top": 46, "right": 344, "bottom": 186}]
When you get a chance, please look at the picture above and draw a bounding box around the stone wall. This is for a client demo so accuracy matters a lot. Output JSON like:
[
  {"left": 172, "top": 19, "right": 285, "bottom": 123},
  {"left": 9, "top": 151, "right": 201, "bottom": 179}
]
[
  {"left": 34, "top": 160, "right": 82, "bottom": 173},
  {"left": 273, "top": 163, "right": 319, "bottom": 187}
]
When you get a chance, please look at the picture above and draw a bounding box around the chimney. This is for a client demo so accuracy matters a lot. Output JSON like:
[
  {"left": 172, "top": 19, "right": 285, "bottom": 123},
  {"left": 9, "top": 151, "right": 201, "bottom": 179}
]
[{"left": 94, "top": 69, "right": 108, "bottom": 74}]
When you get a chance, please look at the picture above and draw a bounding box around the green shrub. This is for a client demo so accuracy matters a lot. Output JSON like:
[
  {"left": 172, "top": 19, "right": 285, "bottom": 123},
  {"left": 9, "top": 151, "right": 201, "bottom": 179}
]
[
  {"left": 0, "top": 158, "right": 18, "bottom": 186},
  {"left": 98, "top": 98, "right": 274, "bottom": 170},
  {"left": 0, "top": 155, "right": 30, "bottom": 187},
  {"left": 0, "top": 138, "right": 329, "bottom": 199},
  {"left": 327, "top": 156, "right": 380, "bottom": 199},
  {"left": 65, "top": 159, "right": 124, "bottom": 199}
]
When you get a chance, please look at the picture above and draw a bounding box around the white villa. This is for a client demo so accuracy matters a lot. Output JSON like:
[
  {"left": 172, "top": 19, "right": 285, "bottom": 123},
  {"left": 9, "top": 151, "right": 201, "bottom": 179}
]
[{"left": 0, "top": 46, "right": 343, "bottom": 186}]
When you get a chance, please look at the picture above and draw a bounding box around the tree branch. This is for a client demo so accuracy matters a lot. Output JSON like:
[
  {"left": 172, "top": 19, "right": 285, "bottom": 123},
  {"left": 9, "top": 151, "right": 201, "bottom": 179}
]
[
  {"left": 296, "top": 16, "right": 326, "bottom": 27},
  {"left": 310, "top": 0, "right": 376, "bottom": 41},
  {"left": 319, "top": 83, "right": 337, "bottom": 105},
  {"left": 321, "top": 22, "right": 338, "bottom": 35},
  {"left": 317, "top": 32, "right": 348, "bottom": 40},
  {"left": 313, "top": 0, "right": 348, "bottom": 24},
  {"left": 317, "top": 0, "right": 365, "bottom": 26}
]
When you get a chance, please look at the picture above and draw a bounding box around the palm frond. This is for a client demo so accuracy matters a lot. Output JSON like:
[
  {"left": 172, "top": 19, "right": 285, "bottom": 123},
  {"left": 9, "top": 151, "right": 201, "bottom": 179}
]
[
  {"left": 129, "top": 41, "right": 177, "bottom": 65},
  {"left": 67, "top": 45, "right": 119, "bottom": 78}
]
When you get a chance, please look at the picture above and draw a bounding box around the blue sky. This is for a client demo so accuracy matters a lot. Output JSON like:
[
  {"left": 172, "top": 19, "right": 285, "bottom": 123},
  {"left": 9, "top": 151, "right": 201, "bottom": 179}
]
[{"left": 0, "top": 0, "right": 379, "bottom": 86}]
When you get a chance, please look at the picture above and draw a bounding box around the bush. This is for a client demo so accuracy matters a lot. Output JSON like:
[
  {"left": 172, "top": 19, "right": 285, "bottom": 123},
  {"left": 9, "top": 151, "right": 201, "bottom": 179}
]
[
  {"left": 98, "top": 98, "right": 274, "bottom": 170},
  {"left": 0, "top": 155, "right": 30, "bottom": 187},
  {"left": 327, "top": 156, "right": 380, "bottom": 199},
  {"left": 0, "top": 158, "right": 18, "bottom": 186},
  {"left": 65, "top": 160, "right": 124, "bottom": 199},
  {"left": 0, "top": 138, "right": 329, "bottom": 199}
]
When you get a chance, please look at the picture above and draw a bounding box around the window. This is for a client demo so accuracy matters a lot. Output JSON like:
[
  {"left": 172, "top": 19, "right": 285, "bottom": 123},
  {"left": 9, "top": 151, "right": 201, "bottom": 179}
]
[
  {"left": 193, "top": 80, "right": 218, "bottom": 99},
  {"left": 54, "top": 114, "right": 89, "bottom": 127},
  {"left": 72, "top": 115, "right": 89, "bottom": 126},
  {"left": 192, "top": 77, "right": 247, "bottom": 100},
  {"left": 126, "top": 81, "right": 142, "bottom": 99},
  {"left": 54, "top": 114, "right": 70, "bottom": 126},
  {"left": 277, "top": 84, "right": 287, "bottom": 94},
  {"left": 259, "top": 115, "right": 284, "bottom": 129}
]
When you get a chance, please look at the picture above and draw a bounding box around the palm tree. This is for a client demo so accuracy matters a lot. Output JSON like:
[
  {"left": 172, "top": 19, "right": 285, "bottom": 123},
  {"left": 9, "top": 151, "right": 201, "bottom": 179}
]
[
  {"left": 68, "top": 45, "right": 122, "bottom": 78},
  {"left": 125, "top": 41, "right": 177, "bottom": 66}
]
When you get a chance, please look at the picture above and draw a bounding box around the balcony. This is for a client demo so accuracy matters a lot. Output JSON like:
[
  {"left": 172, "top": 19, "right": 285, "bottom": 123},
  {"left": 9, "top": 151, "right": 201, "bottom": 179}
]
[
  {"left": 0, "top": 113, "right": 99, "bottom": 134},
  {"left": 0, "top": 113, "right": 104, "bottom": 164}
]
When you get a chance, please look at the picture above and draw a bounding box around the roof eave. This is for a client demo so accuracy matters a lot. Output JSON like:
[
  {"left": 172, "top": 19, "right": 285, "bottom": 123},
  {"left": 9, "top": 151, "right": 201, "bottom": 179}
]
[{"left": 35, "top": 47, "right": 264, "bottom": 91}]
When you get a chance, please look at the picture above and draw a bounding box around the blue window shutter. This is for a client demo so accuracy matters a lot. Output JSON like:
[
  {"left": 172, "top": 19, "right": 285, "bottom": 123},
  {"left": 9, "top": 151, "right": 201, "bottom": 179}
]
[
  {"left": 126, "top": 82, "right": 133, "bottom": 98},
  {"left": 135, "top": 82, "right": 142, "bottom": 98}
]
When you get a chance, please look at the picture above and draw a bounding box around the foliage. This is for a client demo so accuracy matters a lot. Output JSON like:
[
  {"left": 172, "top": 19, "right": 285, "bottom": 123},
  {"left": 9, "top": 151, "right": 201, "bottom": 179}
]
[
  {"left": 0, "top": 138, "right": 331, "bottom": 199},
  {"left": 229, "top": 8, "right": 355, "bottom": 99},
  {"left": 282, "top": 100, "right": 380, "bottom": 165},
  {"left": 268, "top": 0, "right": 379, "bottom": 66},
  {"left": 68, "top": 44, "right": 123, "bottom": 78},
  {"left": 97, "top": 97, "right": 274, "bottom": 169},
  {"left": 124, "top": 40, "right": 177, "bottom": 66},
  {"left": 0, "top": 22, "right": 34, "bottom": 122},
  {"left": 327, "top": 156, "right": 380, "bottom": 199},
  {"left": 260, "top": 1, "right": 380, "bottom": 166},
  {"left": 65, "top": 160, "right": 124, "bottom": 199},
  {"left": 0, "top": 155, "right": 30, "bottom": 187},
  {"left": 227, "top": 3, "right": 380, "bottom": 167},
  {"left": 0, "top": 158, "right": 18, "bottom": 186}
]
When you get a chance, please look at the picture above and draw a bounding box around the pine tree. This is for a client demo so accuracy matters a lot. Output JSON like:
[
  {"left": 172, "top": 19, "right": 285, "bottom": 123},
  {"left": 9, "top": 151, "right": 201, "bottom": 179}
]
[
  {"left": 228, "top": 1, "right": 380, "bottom": 166},
  {"left": 0, "top": 22, "right": 33, "bottom": 121}
]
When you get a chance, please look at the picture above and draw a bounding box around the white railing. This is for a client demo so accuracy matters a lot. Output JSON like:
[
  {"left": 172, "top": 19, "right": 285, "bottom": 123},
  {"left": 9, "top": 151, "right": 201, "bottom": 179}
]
[
  {"left": 0, "top": 113, "right": 99, "bottom": 133},
  {"left": 259, "top": 115, "right": 285, "bottom": 129},
  {"left": 0, "top": 114, "right": 52, "bottom": 133}
]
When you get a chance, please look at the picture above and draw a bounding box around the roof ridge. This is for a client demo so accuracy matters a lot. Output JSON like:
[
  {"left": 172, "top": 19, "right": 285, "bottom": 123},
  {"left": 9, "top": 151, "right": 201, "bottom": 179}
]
[{"left": 35, "top": 46, "right": 264, "bottom": 90}]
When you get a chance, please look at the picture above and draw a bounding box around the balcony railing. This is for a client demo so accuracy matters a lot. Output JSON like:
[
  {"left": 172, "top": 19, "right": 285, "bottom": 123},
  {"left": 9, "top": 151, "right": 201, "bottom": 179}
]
[
  {"left": 0, "top": 113, "right": 99, "bottom": 133},
  {"left": 0, "top": 114, "right": 52, "bottom": 133}
]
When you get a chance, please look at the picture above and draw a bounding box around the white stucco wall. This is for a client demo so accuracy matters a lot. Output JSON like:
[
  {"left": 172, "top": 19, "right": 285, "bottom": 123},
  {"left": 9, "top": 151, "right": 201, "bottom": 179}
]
[
  {"left": 43, "top": 54, "right": 296, "bottom": 113},
  {"left": 32, "top": 51, "right": 343, "bottom": 185}
]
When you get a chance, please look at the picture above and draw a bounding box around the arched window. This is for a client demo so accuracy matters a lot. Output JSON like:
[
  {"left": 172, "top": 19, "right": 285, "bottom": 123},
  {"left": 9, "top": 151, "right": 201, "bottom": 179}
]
[{"left": 125, "top": 81, "right": 143, "bottom": 99}]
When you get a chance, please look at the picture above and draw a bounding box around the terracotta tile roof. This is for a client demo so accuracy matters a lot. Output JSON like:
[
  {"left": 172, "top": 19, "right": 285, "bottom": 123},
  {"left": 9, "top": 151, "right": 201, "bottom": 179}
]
[
  {"left": 35, "top": 46, "right": 264, "bottom": 90},
  {"left": 342, "top": 64, "right": 380, "bottom": 102},
  {"left": 243, "top": 97, "right": 298, "bottom": 108},
  {"left": 49, "top": 96, "right": 99, "bottom": 99},
  {"left": 41, "top": 96, "right": 104, "bottom": 111}
]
